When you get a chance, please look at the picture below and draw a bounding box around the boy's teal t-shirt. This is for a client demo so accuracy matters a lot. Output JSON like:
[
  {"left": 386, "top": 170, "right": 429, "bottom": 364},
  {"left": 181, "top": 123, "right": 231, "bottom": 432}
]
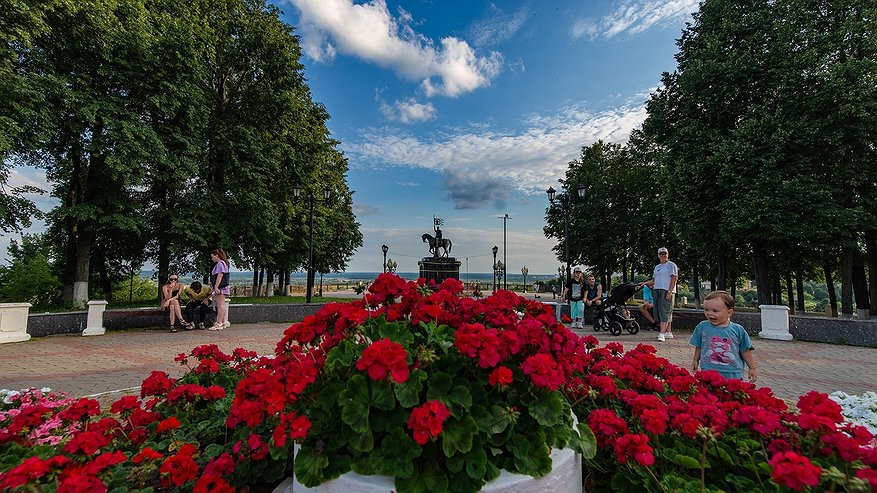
[{"left": 688, "top": 321, "right": 754, "bottom": 379}]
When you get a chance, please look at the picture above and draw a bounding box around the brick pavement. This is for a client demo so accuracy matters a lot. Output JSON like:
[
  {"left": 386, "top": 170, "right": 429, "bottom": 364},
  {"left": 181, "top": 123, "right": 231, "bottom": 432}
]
[{"left": 0, "top": 322, "right": 875, "bottom": 404}]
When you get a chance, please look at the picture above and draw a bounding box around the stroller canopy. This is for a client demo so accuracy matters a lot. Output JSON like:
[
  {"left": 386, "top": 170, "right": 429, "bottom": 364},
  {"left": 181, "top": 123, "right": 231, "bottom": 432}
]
[{"left": 607, "top": 282, "right": 640, "bottom": 305}]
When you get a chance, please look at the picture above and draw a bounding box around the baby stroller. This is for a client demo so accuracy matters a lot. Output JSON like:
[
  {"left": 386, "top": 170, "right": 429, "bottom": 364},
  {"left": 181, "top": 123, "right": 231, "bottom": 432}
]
[{"left": 593, "top": 282, "right": 642, "bottom": 336}]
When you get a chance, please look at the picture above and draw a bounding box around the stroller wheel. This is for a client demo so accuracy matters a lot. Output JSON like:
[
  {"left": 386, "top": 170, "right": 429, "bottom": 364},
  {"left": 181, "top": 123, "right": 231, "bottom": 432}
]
[
  {"left": 609, "top": 321, "right": 623, "bottom": 336},
  {"left": 627, "top": 320, "right": 640, "bottom": 335},
  {"left": 593, "top": 314, "right": 604, "bottom": 331}
]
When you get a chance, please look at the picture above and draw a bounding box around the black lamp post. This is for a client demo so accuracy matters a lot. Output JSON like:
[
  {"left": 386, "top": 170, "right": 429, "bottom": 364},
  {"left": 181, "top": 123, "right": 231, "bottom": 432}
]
[
  {"left": 547, "top": 184, "right": 585, "bottom": 281},
  {"left": 492, "top": 245, "right": 499, "bottom": 291},
  {"left": 498, "top": 213, "right": 511, "bottom": 290},
  {"left": 381, "top": 244, "right": 388, "bottom": 273},
  {"left": 495, "top": 261, "right": 505, "bottom": 291},
  {"left": 293, "top": 183, "right": 332, "bottom": 303}
]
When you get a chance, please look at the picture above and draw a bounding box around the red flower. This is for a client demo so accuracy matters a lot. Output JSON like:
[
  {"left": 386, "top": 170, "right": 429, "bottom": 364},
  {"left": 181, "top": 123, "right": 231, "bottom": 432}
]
[
  {"left": 63, "top": 430, "right": 111, "bottom": 456},
  {"left": 356, "top": 338, "right": 410, "bottom": 383},
  {"left": 110, "top": 395, "right": 141, "bottom": 415},
  {"left": 203, "top": 453, "right": 236, "bottom": 477},
  {"left": 156, "top": 416, "right": 181, "bottom": 434},
  {"left": 132, "top": 447, "right": 163, "bottom": 464},
  {"left": 57, "top": 398, "right": 101, "bottom": 422},
  {"left": 0, "top": 456, "right": 52, "bottom": 489},
  {"left": 194, "top": 475, "right": 236, "bottom": 493},
  {"left": 160, "top": 451, "right": 199, "bottom": 488},
  {"left": 768, "top": 451, "right": 821, "bottom": 491},
  {"left": 272, "top": 412, "right": 312, "bottom": 448},
  {"left": 488, "top": 366, "right": 514, "bottom": 388},
  {"left": 57, "top": 474, "right": 107, "bottom": 493},
  {"left": 613, "top": 433, "right": 655, "bottom": 466},
  {"left": 140, "top": 371, "right": 176, "bottom": 397},
  {"left": 407, "top": 400, "right": 451, "bottom": 445},
  {"left": 521, "top": 353, "right": 564, "bottom": 390},
  {"left": 856, "top": 468, "right": 877, "bottom": 489},
  {"left": 586, "top": 409, "right": 630, "bottom": 448}
]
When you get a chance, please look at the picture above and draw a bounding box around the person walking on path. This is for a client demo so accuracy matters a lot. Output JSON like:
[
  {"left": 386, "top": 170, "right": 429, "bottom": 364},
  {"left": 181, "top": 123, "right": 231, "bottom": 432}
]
[
  {"left": 689, "top": 290, "right": 757, "bottom": 382},
  {"left": 209, "top": 249, "right": 230, "bottom": 331},
  {"left": 648, "top": 247, "right": 678, "bottom": 342},
  {"left": 563, "top": 266, "right": 586, "bottom": 328}
]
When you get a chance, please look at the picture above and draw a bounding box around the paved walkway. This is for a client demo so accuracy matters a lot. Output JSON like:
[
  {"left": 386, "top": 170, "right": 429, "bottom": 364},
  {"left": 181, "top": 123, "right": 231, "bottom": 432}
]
[{"left": 0, "top": 322, "right": 874, "bottom": 404}]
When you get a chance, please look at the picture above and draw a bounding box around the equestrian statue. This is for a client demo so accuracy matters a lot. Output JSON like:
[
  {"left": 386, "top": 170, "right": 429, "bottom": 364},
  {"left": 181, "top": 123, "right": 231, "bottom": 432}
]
[{"left": 422, "top": 233, "right": 452, "bottom": 258}]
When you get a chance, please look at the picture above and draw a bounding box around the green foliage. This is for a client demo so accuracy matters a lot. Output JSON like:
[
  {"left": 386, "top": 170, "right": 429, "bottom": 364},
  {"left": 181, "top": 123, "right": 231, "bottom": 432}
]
[{"left": 0, "top": 254, "right": 62, "bottom": 306}]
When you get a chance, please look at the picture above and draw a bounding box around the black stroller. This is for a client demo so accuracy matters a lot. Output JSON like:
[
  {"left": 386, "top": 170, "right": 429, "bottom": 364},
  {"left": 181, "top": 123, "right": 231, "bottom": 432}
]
[{"left": 593, "top": 282, "right": 642, "bottom": 336}]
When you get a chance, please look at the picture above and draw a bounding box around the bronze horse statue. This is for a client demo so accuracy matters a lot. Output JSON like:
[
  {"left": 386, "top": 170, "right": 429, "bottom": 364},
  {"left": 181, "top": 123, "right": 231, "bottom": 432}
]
[{"left": 422, "top": 233, "right": 452, "bottom": 257}]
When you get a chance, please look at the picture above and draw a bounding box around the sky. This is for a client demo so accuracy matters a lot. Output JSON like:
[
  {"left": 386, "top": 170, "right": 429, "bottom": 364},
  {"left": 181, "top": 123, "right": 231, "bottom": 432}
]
[{"left": 2, "top": 0, "right": 701, "bottom": 277}]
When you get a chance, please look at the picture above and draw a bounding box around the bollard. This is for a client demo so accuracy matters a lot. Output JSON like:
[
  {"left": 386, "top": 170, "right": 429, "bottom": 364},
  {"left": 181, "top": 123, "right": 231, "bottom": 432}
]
[
  {"left": 758, "top": 304, "right": 793, "bottom": 341},
  {"left": 0, "top": 303, "right": 32, "bottom": 344},
  {"left": 83, "top": 300, "right": 108, "bottom": 336}
]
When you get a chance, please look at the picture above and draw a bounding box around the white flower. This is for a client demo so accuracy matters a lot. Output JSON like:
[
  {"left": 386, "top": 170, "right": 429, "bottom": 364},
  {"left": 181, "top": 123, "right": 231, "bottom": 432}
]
[{"left": 830, "top": 391, "right": 877, "bottom": 434}]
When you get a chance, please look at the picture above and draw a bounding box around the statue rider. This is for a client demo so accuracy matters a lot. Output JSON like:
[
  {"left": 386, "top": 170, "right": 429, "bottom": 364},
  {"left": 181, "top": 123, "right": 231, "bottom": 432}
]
[{"left": 434, "top": 226, "right": 443, "bottom": 256}]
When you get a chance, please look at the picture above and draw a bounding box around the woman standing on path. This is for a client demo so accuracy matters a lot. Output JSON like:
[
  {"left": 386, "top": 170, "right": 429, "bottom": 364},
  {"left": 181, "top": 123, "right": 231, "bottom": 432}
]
[{"left": 208, "top": 249, "right": 230, "bottom": 331}]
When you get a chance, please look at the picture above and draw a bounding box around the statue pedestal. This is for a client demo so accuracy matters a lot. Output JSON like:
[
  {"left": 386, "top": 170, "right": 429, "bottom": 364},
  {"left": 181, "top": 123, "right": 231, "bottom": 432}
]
[{"left": 418, "top": 257, "right": 461, "bottom": 285}]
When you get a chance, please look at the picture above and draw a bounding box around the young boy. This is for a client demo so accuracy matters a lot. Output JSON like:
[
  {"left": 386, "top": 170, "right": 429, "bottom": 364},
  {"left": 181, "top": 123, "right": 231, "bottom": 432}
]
[{"left": 689, "top": 290, "right": 758, "bottom": 383}]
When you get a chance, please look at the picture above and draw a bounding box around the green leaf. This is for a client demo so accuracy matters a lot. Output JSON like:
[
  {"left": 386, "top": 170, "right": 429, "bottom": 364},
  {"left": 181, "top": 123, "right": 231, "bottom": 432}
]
[
  {"left": 671, "top": 454, "right": 703, "bottom": 469},
  {"left": 507, "top": 433, "right": 530, "bottom": 459},
  {"left": 370, "top": 380, "right": 396, "bottom": 411},
  {"left": 489, "top": 405, "right": 512, "bottom": 434},
  {"left": 570, "top": 422, "right": 597, "bottom": 459},
  {"left": 528, "top": 392, "right": 563, "bottom": 426},
  {"left": 426, "top": 372, "right": 453, "bottom": 400},
  {"left": 511, "top": 433, "right": 551, "bottom": 477},
  {"left": 447, "top": 385, "right": 473, "bottom": 416},
  {"left": 324, "top": 339, "right": 357, "bottom": 373},
  {"left": 465, "top": 447, "right": 488, "bottom": 480},
  {"left": 348, "top": 430, "right": 374, "bottom": 452},
  {"left": 470, "top": 404, "right": 492, "bottom": 433},
  {"left": 294, "top": 445, "right": 330, "bottom": 487},
  {"left": 442, "top": 416, "right": 476, "bottom": 457},
  {"left": 203, "top": 443, "right": 225, "bottom": 459},
  {"left": 423, "top": 322, "right": 455, "bottom": 353},
  {"left": 378, "top": 321, "right": 415, "bottom": 346},
  {"left": 395, "top": 462, "right": 449, "bottom": 493},
  {"left": 395, "top": 369, "right": 427, "bottom": 408},
  {"left": 339, "top": 375, "right": 371, "bottom": 433},
  {"left": 368, "top": 430, "right": 421, "bottom": 478},
  {"left": 315, "top": 382, "right": 344, "bottom": 411}
]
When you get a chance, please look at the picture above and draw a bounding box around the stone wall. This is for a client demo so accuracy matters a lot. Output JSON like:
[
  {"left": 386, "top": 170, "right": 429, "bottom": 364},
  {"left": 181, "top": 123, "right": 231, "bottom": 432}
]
[{"left": 27, "top": 303, "right": 323, "bottom": 337}]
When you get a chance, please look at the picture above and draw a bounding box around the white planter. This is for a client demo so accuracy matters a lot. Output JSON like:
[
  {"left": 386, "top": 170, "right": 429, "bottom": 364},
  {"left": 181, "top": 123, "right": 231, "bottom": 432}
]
[
  {"left": 0, "top": 303, "right": 32, "bottom": 344},
  {"left": 83, "top": 300, "right": 108, "bottom": 336},
  {"left": 289, "top": 444, "right": 581, "bottom": 493},
  {"left": 759, "top": 304, "right": 793, "bottom": 341}
]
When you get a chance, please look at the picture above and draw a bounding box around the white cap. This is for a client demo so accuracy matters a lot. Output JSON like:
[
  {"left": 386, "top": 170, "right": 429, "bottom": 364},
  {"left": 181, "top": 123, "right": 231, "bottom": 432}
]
[{"left": 657, "top": 247, "right": 668, "bottom": 254}]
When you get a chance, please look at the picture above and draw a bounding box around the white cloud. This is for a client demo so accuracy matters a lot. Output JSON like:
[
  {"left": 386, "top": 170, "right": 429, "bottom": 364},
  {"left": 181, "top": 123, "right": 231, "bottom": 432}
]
[
  {"left": 572, "top": 0, "right": 699, "bottom": 39},
  {"left": 378, "top": 97, "right": 437, "bottom": 123},
  {"left": 469, "top": 5, "right": 530, "bottom": 48},
  {"left": 345, "top": 96, "right": 650, "bottom": 208},
  {"left": 287, "top": 0, "right": 503, "bottom": 97}
]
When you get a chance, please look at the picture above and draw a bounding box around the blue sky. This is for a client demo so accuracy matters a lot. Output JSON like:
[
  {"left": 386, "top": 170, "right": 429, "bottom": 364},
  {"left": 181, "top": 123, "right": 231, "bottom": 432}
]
[{"left": 2, "top": 0, "right": 700, "bottom": 276}]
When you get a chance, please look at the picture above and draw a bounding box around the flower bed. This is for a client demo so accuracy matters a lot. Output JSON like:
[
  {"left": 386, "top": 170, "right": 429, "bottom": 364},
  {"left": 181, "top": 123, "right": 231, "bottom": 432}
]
[{"left": 0, "top": 273, "right": 875, "bottom": 492}]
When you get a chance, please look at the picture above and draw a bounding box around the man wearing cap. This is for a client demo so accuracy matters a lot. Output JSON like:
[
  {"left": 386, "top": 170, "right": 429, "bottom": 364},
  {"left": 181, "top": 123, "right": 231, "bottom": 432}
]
[
  {"left": 563, "top": 267, "right": 586, "bottom": 328},
  {"left": 649, "top": 247, "right": 678, "bottom": 342}
]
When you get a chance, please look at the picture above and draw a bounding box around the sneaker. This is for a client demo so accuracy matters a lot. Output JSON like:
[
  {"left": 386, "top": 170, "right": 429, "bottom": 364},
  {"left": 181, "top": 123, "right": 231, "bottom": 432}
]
[
  {"left": 223, "top": 321, "right": 231, "bottom": 329},
  {"left": 198, "top": 323, "right": 205, "bottom": 330},
  {"left": 207, "top": 324, "right": 223, "bottom": 331},
  {"left": 656, "top": 333, "right": 665, "bottom": 342},
  {"left": 665, "top": 332, "right": 674, "bottom": 339}
]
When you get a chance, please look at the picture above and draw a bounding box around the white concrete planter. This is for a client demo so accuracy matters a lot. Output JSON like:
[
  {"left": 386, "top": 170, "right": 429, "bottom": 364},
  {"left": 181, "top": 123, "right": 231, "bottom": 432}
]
[
  {"left": 759, "top": 304, "right": 793, "bottom": 341},
  {"left": 82, "top": 300, "right": 108, "bottom": 336},
  {"left": 288, "top": 444, "right": 581, "bottom": 493},
  {"left": 0, "top": 303, "right": 32, "bottom": 344}
]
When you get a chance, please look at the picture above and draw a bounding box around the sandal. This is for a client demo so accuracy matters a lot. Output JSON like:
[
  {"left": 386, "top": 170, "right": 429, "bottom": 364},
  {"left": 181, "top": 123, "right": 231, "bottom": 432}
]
[
  {"left": 183, "top": 321, "right": 195, "bottom": 330},
  {"left": 170, "top": 326, "right": 178, "bottom": 333}
]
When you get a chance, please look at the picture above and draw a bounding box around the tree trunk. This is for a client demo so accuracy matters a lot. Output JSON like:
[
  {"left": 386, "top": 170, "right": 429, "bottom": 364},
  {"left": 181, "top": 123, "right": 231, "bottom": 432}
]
[
  {"left": 266, "top": 268, "right": 275, "bottom": 297},
  {"left": 823, "top": 261, "right": 838, "bottom": 317},
  {"left": 71, "top": 227, "right": 92, "bottom": 308},
  {"left": 717, "top": 248, "right": 727, "bottom": 290},
  {"left": 621, "top": 256, "right": 628, "bottom": 283},
  {"left": 257, "top": 267, "right": 265, "bottom": 297},
  {"left": 753, "top": 243, "right": 771, "bottom": 305},
  {"left": 251, "top": 263, "right": 259, "bottom": 297},
  {"left": 692, "top": 263, "right": 701, "bottom": 308},
  {"left": 772, "top": 276, "right": 782, "bottom": 305},
  {"left": 795, "top": 271, "right": 805, "bottom": 314},
  {"left": 867, "top": 231, "right": 877, "bottom": 316},
  {"left": 852, "top": 250, "right": 870, "bottom": 318},
  {"left": 840, "top": 247, "right": 854, "bottom": 318},
  {"left": 96, "top": 248, "right": 113, "bottom": 302},
  {"left": 785, "top": 272, "right": 794, "bottom": 312},
  {"left": 157, "top": 240, "right": 169, "bottom": 302}
]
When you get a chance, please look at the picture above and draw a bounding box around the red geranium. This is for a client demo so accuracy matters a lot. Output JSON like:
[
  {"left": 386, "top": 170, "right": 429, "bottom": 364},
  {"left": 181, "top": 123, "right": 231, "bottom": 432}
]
[
  {"left": 488, "top": 366, "right": 514, "bottom": 387},
  {"left": 407, "top": 400, "right": 451, "bottom": 445},
  {"left": 356, "top": 338, "right": 410, "bottom": 383},
  {"left": 521, "top": 353, "right": 564, "bottom": 390},
  {"left": 768, "top": 451, "right": 821, "bottom": 491}
]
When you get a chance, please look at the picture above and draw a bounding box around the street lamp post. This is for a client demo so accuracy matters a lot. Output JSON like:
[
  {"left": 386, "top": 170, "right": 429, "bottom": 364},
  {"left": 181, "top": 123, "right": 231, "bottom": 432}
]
[
  {"left": 521, "top": 266, "right": 528, "bottom": 293},
  {"left": 381, "top": 244, "right": 388, "bottom": 273},
  {"left": 495, "top": 260, "right": 505, "bottom": 290},
  {"left": 492, "top": 245, "right": 498, "bottom": 291},
  {"left": 547, "top": 184, "right": 585, "bottom": 281},
  {"left": 498, "top": 214, "right": 511, "bottom": 290},
  {"left": 293, "top": 183, "right": 332, "bottom": 304}
]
